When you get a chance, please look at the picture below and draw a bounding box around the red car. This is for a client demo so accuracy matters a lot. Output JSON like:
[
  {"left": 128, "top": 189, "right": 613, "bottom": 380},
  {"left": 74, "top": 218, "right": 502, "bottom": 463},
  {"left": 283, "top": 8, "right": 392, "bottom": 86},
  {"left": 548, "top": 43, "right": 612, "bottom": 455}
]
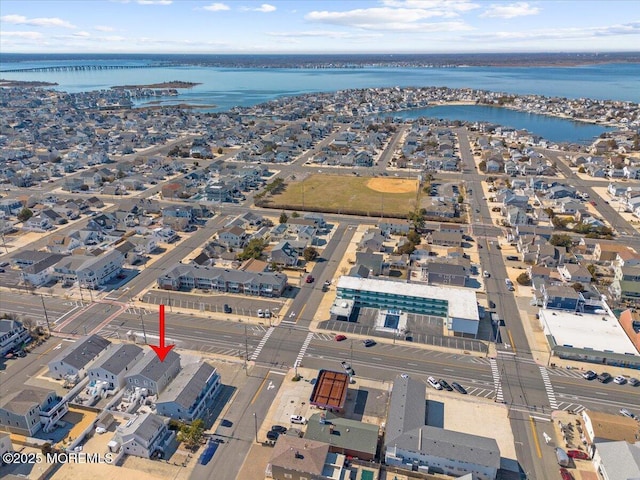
[
  {"left": 305, "top": 275, "right": 314, "bottom": 283},
  {"left": 567, "top": 450, "right": 589, "bottom": 460},
  {"left": 560, "top": 468, "right": 574, "bottom": 480},
  {"left": 334, "top": 335, "right": 347, "bottom": 342}
]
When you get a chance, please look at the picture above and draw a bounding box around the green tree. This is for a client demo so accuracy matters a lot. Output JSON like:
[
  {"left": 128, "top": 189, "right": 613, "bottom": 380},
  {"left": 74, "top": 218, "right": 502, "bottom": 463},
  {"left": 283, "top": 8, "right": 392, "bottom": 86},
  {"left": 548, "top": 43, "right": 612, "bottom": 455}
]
[
  {"left": 279, "top": 211, "right": 289, "bottom": 224},
  {"left": 303, "top": 247, "right": 319, "bottom": 262},
  {"left": 586, "top": 264, "right": 597, "bottom": 280},
  {"left": 478, "top": 160, "right": 487, "bottom": 172},
  {"left": 571, "top": 282, "right": 584, "bottom": 292},
  {"left": 291, "top": 211, "right": 300, "bottom": 218},
  {"left": 549, "top": 234, "right": 572, "bottom": 247},
  {"left": 238, "top": 238, "right": 267, "bottom": 261},
  {"left": 407, "top": 230, "right": 421, "bottom": 245},
  {"left": 17, "top": 207, "right": 33, "bottom": 222},
  {"left": 397, "top": 241, "right": 416, "bottom": 255},
  {"left": 177, "top": 419, "right": 205, "bottom": 449},
  {"left": 457, "top": 194, "right": 464, "bottom": 204},
  {"left": 516, "top": 272, "right": 531, "bottom": 286},
  {"left": 217, "top": 147, "right": 223, "bottom": 154}
]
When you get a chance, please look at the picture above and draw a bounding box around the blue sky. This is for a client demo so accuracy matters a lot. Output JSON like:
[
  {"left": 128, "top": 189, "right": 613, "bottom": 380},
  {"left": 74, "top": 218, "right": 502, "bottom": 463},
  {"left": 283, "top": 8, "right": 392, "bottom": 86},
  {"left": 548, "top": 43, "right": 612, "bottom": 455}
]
[{"left": 1, "top": 0, "right": 639, "bottom": 53}]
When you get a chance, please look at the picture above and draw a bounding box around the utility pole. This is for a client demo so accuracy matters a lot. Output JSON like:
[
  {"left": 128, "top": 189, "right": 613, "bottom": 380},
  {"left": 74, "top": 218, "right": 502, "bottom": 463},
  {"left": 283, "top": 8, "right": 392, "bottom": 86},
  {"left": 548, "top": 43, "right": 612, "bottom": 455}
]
[
  {"left": 253, "top": 412, "right": 258, "bottom": 443},
  {"left": 40, "top": 294, "right": 51, "bottom": 334},
  {"left": 244, "top": 324, "right": 249, "bottom": 375},
  {"left": 139, "top": 310, "right": 148, "bottom": 344}
]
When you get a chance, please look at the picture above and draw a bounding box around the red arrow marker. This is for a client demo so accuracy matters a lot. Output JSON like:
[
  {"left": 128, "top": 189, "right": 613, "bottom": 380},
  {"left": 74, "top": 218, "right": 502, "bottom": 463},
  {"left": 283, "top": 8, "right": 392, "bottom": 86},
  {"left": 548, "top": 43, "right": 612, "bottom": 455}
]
[{"left": 150, "top": 304, "right": 175, "bottom": 362}]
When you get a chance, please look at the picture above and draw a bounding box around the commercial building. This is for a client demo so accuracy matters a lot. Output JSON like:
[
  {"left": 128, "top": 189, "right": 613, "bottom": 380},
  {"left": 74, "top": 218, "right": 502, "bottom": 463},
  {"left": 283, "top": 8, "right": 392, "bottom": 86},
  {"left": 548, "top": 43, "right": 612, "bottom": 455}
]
[
  {"left": 539, "top": 308, "right": 640, "bottom": 368},
  {"left": 581, "top": 410, "right": 640, "bottom": 446},
  {"left": 592, "top": 441, "right": 640, "bottom": 480},
  {"left": 384, "top": 376, "right": 500, "bottom": 480},
  {"left": 334, "top": 276, "right": 480, "bottom": 337},
  {"left": 304, "top": 412, "right": 379, "bottom": 461},
  {"left": 309, "top": 370, "right": 349, "bottom": 413},
  {"left": 157, "top": 263, "right": 287, "bottom": 297}
]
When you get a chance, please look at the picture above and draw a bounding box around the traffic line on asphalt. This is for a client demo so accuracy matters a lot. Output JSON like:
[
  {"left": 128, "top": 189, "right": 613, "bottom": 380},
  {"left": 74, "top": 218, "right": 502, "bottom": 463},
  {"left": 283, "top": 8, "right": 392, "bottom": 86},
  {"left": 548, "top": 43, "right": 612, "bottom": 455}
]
[
  {"left": 539, "top": 366, "right": 559, "bottom": 410},
  {"left": 529, "top": 416, "right": 543, "bottom": 458},
  {"left": 489, "top": 358, "right": 504, "bottom": 403},
  {"left": 294, "top": 332, "right": 315, "bottom": 368},
  {"left": 249, "top": 326, "right": 275, "bottom": 361}
]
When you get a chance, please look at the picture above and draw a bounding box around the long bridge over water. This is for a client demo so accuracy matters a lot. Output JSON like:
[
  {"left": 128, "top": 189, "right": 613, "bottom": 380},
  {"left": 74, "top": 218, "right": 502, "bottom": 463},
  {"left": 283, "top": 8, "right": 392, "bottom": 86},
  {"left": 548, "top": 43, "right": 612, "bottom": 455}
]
[{"left": 1, "top": 64, "right": 163, "bottom": 73}]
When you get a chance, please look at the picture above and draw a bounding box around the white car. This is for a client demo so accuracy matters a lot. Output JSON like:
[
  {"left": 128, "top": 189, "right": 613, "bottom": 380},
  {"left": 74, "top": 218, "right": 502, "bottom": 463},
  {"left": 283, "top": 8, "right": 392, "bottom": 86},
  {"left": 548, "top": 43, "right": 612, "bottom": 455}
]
[
  {"left": 614, "top": 375, "right": 627, "bottom": 385},
  {"left": 400, "top": 373, "right": 409, "bottom": 379},
  {"left": 95, "top": 427, "right": 107, "bottom": 434},
  {"left": 257, "top": 309, "right": 264, "bottom": 318},
  {"left": 483, "top": 271, "right": 490, "bottom": 278},
  {"left": 290, "top": 415, "right": 307, "bottom": 425},
  {"left": 427, "top": 376, "right": 442, "bottom": 390},
  {"left": 620, "top": 408, "right": 635, "bottom": 419}
]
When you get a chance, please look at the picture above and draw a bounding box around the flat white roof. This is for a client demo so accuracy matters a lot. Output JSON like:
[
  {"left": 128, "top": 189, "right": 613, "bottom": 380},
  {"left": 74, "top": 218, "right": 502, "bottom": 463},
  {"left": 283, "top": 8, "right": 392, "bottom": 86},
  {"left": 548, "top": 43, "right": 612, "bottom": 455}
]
[
  {"left": 337, "top": 276, "right": 478, "bottom": 321},
  {"left": 539, "top": 309, "right": 639, "bottom": 355}
]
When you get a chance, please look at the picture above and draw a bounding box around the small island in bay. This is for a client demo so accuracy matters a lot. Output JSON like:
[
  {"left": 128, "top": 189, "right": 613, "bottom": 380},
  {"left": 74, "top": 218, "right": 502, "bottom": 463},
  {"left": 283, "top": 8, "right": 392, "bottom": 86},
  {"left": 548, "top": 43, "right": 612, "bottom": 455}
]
[
  {"left": 111, "top": 80, "right": 200, "bottom": 89},
  {"left": 0, "top": 79, "right": 58, "bottom": 87}
]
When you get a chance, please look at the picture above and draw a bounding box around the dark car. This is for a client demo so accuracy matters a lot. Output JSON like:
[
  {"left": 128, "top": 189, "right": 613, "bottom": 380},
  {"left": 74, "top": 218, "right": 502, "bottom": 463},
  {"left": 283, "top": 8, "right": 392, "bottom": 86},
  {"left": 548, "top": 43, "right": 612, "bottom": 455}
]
[
  {"left": 582, "top": 370, "right": 597, "bottom": 380},
  {"left": 559, "top": 468, "right": 574, "bottom": 480},
  {"left": 15, "top": 350, "right": 26, "bottom": 358},
  {"left": 489, "top": 300, "right": 496, "bottom": 309},
  {"left": 266, "top": 430, "right": 279, "bottom": 441},
  {"left": 438, "top": 379, "right": 453, "bottom": 391},
  {"left": 198, "top": 439, "right": 219, "bottom": 465},
  {"left": 223, "top": 304, "right": 232, "bottom": 314},
  {"left": 597, "top": 372, "right": 612, "bottom": 383},
  {"left": 629, "top": 377, "right": 640, "bottom": 387},
  {"left": 451, "top": 382, "right": 467, "bottom": 394},
  {"left": 270, "top": 425, "right": 287, "bottom": 434},
  {"left": 567, "top": 450, "right": 589, "bottom": 460},
  {"left": 362, "top": 339, "right": 376, "bottom": 347}
]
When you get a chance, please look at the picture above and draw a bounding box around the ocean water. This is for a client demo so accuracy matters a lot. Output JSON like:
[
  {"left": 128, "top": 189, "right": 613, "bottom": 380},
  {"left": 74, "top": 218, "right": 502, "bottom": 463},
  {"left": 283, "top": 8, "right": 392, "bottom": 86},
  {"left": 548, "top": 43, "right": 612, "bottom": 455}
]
[{"left": 1, "top": 56, "right": 637, "bottom": 142}]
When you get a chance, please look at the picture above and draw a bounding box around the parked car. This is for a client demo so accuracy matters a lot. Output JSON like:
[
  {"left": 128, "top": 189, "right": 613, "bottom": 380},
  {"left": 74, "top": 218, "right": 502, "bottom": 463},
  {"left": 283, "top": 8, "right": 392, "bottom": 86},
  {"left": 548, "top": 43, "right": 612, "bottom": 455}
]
[
  {"left": 582, "top": 370, "right": 597, "bottom": 380},
  {"left": 427, "top": 376, "right": 442, "bottom": 390},
  {"left": 452, "top": 382, "right": 467, "bottom": 394},
  {"left": 305, "top": 275, "right": 314, "bottom": 283},
  {"left": 223, "top": 304, "right": 232, "bottom": 314},
  {"left": 266, "top": 430, "right": 279, "bottom": 441},
  {"left": 567, "top": 450, "right": 589, "bottom": 460},
  {"left": 270, "top": 425, "right": 287, "bottom": 434},
  {"left": 290, "top": 415, "right": 307, "bottom": 425},
  {"left": 362, "top": 339, "right": 376, "bottom": 347},
  {"left": 559, "top": 468, "right": 574, "bottom": 480},
  {"left": 620, "top": 408, "right": 635, "bottom": 419},
  {"left": 335, "top": 334, "right": 347, "bottom": 342},
  {"left": 483, "top": 271, "right": 490, "bottom": 278},
  {"left": 489, "top": 300, "right": 496, "bottom": 309},
  {"left": 597, "top": 372, "right": 612, "bottom": 383},
  {"left": 614, "top": 375, "right": 627, "bottom": 385},
  {"left": 629, "top": 377, "right": 639, "bottom": 386},
  {"left": 438, "top": 379, "right": 453, "bottom": 391},
  {"left": 257, "top": 309, "right": 264, "bottom": 318}
]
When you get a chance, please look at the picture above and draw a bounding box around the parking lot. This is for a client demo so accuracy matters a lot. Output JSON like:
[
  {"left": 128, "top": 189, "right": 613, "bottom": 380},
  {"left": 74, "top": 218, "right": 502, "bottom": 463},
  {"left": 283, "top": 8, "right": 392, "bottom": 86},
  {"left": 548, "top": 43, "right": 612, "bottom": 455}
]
[{"left": 143, "top": 290, "right": 286, "bottom": 320}]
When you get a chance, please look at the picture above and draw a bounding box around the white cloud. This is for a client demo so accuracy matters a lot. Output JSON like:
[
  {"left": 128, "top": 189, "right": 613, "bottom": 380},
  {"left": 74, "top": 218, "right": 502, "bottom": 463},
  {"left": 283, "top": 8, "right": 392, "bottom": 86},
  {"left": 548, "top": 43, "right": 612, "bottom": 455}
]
[
  {"left": 266, "top": 30, "right": 383, "bottom": 39},
  {"left": 203, "top": 3, "right": 230, "bottom": 11},
  {"left": 480, "top": 2, "right": 539, "bottom": 19},
  {"left": 0, "top": 14, "right": 76, "bottom": 29},
  {"left": 381, "top": 0, "right": 480, "bottom": 13},
  {"left": 306, "top": 7, "right": 472, "bottom": 31},
  {"left": 253, "top": 4, "right": 276, "bottom": 13},
  {"left": 0, "top": 30, "right": 43, "bottom": 39},
  {"left": 73, "top": 31, "right": 91, "bottom": 37},
  {"left": 466, "top": 21, "right": 640, "bottom": 42},
  {"left": 94, "top": 25, "right": 115, "bottom": 32},
  {"left": 137, "top": 0, "right": 173, "bottom": 4}
]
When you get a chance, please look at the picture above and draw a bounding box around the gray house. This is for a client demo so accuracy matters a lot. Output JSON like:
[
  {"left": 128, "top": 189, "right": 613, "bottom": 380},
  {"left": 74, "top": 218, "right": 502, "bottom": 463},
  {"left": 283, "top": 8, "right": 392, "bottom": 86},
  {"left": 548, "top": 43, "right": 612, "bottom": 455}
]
[
  {"left": 124, "top": 350, "right": 181, "bottom": 395},
  {"left": 422, "top": 262, "right": 467, "bottom": 287},
  {"left": 0, "top": 387, "right": 63, "bottom": 436},
  {"left": 87, "top": 344, "right": 144, "bottom": 390},
  {"left": 48, "top": 334, "right": 112, "bottom": 380},
  {"left": 156, "top": 361, "right": 221, "bottom": 423},
  {"left": 111, "top": 412, "right": 175, "bottom": 459}
]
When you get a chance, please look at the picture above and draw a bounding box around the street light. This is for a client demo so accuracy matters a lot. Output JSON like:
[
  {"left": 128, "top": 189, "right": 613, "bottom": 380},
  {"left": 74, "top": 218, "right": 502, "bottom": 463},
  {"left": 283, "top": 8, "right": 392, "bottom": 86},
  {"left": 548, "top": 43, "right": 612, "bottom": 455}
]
[{"left": 253, "top": 412, "right": 258, "bottom": 443}]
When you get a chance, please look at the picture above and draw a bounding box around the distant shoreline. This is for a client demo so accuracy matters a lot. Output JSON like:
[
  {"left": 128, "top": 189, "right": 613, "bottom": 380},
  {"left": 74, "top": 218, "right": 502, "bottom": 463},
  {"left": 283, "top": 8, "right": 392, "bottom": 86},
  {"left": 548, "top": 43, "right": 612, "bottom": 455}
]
[
  {"left": 111, "top": 81, "right": 200, "bottom": 89},
  {"left": 0, "top": 79, "right": 58, "bottom": 87}
]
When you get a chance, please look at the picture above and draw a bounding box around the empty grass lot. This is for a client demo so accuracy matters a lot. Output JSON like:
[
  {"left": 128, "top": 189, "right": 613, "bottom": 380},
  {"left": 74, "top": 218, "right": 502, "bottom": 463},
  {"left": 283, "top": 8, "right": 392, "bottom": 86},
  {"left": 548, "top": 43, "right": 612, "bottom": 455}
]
[{"left": 265, "top": 174, "right": 420, "bottom": 217}]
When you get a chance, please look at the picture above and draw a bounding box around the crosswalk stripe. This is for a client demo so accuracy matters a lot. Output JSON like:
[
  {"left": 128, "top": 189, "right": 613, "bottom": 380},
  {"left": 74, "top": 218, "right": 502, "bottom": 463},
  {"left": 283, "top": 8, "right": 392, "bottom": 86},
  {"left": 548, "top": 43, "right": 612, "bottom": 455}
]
[
  {"left": 539, "top": 366, "right": 559, "bottom": 409},
  {"left": 249, "top": 326, "right": 275, "bottom": 361},
  {"left": 295, "top": 332, "right": 315, "bottom": 367},
  {"left": 489, "top": 358, "right": 504, "bottom": 403}
]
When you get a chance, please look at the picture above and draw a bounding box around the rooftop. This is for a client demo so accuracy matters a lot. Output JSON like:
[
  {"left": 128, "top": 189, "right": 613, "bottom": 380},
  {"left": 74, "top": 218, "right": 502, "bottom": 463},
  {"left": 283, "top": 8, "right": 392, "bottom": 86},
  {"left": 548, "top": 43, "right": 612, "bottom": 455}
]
[
  {"left": 309, "top": 370, "right": 349, "bottom": 410},
  {"left": 539, "top": 309, "right": 639, "bottom": 355},
  {"left": 337, "top": 276, "right": 478, "bottom": 321}
]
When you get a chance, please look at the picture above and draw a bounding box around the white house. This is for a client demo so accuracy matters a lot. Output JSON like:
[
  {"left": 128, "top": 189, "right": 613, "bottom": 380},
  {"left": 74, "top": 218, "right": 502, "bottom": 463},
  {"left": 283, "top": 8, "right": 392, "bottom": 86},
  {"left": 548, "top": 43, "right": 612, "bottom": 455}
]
[
  {"left": 87, "top": 344, "right": 144, "bottom": 390},
  {"left": 111, "top": 412, "right": 175, "bottom": 459},
  {"left": 0, "top": 319, "right": 31, "bottom": 357},
  {"left": 48, "top": 334, "right": 112, "bottom": 380}
]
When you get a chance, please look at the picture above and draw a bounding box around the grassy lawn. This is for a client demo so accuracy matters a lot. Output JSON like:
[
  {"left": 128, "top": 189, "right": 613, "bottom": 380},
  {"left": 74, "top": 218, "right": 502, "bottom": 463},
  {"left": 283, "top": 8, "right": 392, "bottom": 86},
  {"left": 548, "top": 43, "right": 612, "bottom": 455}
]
[{"left": 265, "top": 174, "right": 420, "bottom": 217}]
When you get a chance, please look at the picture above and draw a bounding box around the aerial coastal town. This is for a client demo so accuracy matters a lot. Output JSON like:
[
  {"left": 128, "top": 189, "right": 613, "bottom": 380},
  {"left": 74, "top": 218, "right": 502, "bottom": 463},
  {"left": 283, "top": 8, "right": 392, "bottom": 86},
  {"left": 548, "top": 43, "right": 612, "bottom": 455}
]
[{"left": 1, "top": 81, "right": 640, "bottom": 480}]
